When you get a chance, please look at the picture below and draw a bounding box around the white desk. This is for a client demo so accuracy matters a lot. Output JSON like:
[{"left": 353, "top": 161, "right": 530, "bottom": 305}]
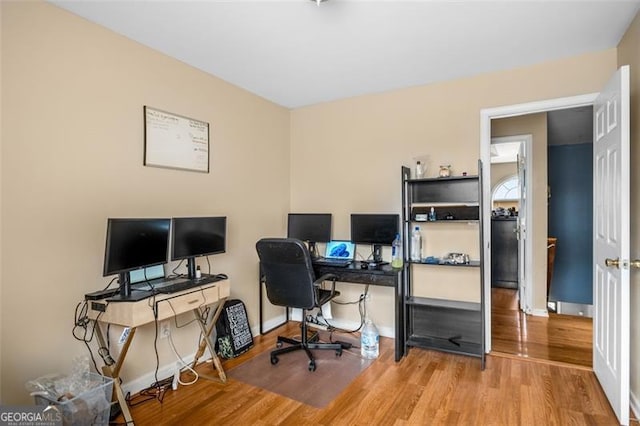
[{"left": 88, "top": 279, "right": 230, "bottom": 425}]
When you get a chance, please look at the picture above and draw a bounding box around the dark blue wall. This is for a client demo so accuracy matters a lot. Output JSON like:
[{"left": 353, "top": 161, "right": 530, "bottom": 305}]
[{"left": 548, "top": 143, "right": 593, "bottom": 305}]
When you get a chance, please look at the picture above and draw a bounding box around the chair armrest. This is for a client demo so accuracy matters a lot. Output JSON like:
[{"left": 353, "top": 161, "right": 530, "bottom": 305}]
[{"left": 314, "top": 273, "right": 338, "bottom": 298}]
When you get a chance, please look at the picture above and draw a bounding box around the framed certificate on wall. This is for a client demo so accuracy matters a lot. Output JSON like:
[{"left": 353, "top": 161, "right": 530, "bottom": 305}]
[{"left": 144, "top": 106, "right": 210, "bottom": 173}]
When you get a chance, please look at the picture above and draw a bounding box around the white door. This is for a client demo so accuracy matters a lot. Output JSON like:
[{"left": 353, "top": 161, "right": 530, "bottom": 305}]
[
  {"left": 517, "top": 143, "right": 527, "bottom": 312},
  {"left": 593, "top": 65, "right": 630, "bottom": 425}
]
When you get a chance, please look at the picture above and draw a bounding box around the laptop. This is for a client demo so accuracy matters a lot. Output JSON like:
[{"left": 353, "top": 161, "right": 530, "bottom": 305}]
[{"left": 313, "top": 240, "right": 356, "bottom": 267}]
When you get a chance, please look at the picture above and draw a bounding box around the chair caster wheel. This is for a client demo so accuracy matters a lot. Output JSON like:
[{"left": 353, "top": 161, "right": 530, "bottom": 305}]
[
  {"left": 271, "top": 356, "right": 279, "bottom": 365},
  {"left": 276, "top": 341, "right": 283, "bottom": 348},
  {"left": 335, "top": 348, "right": 343, "bottom": 357},
  {"left": 308, "top": 361, "right": 316, "bottom": 372}
]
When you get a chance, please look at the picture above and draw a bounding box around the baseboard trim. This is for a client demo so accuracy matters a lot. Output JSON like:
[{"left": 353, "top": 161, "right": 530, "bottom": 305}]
[
  {"left": 556, "top": 301, "right": 593, "bottom": 318},
  {"left": 121, "top": 350, "right": 202, "bottom": 398},
  {"left": 320, "top": 319, "right": 395, "bottom": 339},
  {"left": 530, "top": 308, "right": 549, "bottom": 317},
  {"left": 121, "top": 319, "right": 271, "bottom": 399},
  {"left": 259, "top": 313, "right": 287, "bottom": 334},
  {"left": 273, "top": 309, "right": 395, "bottom": 338}
]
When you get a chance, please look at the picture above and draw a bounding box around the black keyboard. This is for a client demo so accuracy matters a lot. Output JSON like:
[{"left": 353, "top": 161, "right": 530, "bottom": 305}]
[
  {"left": 194, "top": 275, "right": 224, "bottom": 285},
  {"left": 313, "top": 259, "right": 352, "bottom": 267},
  {"left": 154, "top": 275, "right": 224, "bottom": 294},
  {"left": 155, "top": 280, "right": 195, "bottom": 294}
]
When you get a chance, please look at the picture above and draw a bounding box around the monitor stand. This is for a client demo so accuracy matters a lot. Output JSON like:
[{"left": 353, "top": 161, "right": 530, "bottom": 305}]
[
  {"left": 371, "top": 244, "right": 388, "bottom": 265},
  {"left": 308, "top": 241, "right": 320, "bottom": 259},
  {"left": 186, "top": 257, "right": 197, "bottom": 280},
  {"left": 107, "top": 272, "right": 154, "bottom": 302}
]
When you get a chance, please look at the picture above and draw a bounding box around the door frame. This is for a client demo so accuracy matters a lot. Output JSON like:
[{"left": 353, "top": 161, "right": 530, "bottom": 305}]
[
  {"left": 480, "top": 93, "right": 598, "bottom": 352},
  {"left": 490, "top": 135, "right": 533, "bottom": 314}
]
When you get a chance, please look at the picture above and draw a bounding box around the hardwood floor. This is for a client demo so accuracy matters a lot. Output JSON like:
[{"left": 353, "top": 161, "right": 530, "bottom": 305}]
[
  {"left": 117, "top": 321, "right": 629, "bottom": 425},
  {"left": 491, "top": 288, "right": 593, "bottom": 368}
]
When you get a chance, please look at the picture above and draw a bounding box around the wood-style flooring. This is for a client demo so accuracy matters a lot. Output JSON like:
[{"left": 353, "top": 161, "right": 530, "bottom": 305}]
[
  {"left": 117, "top": 320, "right": 629, "bottom": 425},
  {"left": 491, "top": 288, "right": 592, "bottom": 368}
]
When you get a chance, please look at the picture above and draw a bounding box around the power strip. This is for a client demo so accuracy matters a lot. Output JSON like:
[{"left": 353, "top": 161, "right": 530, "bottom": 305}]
[{"left": 308, "top": 322, "right": 328, "bottom": 331}]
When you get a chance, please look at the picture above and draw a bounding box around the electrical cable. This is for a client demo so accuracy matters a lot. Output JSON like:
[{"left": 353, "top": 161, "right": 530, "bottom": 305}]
[
  {"left": 354, "top": 250, "right": 368, "bottom": 262},
  {"left": 167, "top": 333, "right": 199, "bottom": 386},
  {"left": 321, "top": 288, "right": 368, "bottom": 333},
  {"left": 121, "top": 295, "right": 175, "bottom": 409},
  {"left": 171, "top": 259, "right": 186, "bottom": 278},
  {"left": 165, "top": 297, "right": 205, "bottom": 329},
  {"left": 124, "top": 375, "right": 173, "bottom": 407},
  {"left": 102, "top": 276, "right": 118, "bottom": 291},
  {"left": 72, "top": 301, "right": 102, "bottom": 373},
  {"left": 152, "top": 300, "right": 161, "bottom": 383}
]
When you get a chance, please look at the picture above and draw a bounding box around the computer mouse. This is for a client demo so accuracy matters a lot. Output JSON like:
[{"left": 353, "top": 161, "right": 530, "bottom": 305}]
[{"left": 217, "top": 273, "right": 228, "bottom": 279}]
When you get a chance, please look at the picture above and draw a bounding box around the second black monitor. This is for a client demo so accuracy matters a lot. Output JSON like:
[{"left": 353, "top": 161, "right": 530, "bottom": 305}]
[
  {"left": 287, "top": 213, "right": 331, "bottom": 257},
  {"left": 350, "top": 214, "right": 399, "bottom": 263},
  {"left": 171, "top": 216, "right": 227, "bottom": 279}
]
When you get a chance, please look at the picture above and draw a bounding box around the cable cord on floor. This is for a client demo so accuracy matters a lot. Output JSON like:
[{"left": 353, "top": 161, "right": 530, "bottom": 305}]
[
  {"left": 321, "top": 288, "right": 368, "bottom": 334},
  {"left": 168, "top": 333, "right": 199, "bottom": 386},
  {"left": 124, "top": 376, "right": 173, "bottom": 407}
]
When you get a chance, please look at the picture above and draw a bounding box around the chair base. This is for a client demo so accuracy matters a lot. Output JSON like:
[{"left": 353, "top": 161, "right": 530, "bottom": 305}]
[{"left": 270, "top": 325, "right": 342, "bottom": 372}]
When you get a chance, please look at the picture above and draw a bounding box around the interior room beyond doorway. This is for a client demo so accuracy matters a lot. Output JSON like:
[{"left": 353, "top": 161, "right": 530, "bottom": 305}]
[{"left": 488, "top": 106, "right": 594, "bottom": 367}]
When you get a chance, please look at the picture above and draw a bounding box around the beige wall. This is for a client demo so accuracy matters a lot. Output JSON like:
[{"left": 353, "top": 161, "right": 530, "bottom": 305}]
[
  {"left": 618, "top": 10, "right": 640, "bottom": 412},
  {"left": 1, "top": 2, "right": 290, "bottom": 403},
  {"left": 491, "top": 162, "right": 518, "bottom": 189},
  {"left": 290, "top": 50, "right": 616, "bottom": 329},
  {"left": 2, "top": 0, "right": 636, "bottom": 409}
]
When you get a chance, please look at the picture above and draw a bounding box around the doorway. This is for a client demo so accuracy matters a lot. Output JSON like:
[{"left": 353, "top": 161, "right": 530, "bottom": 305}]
[
  {"left": 486, "top": 108, "right": 594, "bottom": 367},
  {"left": 489, "top": 136, "right": 528, "bottom": 313},
  {"left": 487, "top": 110, "right": 595, "bottom": 367},
  {"left": 480, "top": 93, "right": 598, "bottom": 356}
]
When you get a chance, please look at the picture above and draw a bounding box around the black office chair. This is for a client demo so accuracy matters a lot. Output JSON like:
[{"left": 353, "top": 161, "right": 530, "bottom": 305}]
[{"left": 256, "top": 238, "right": 343, "bottom": 371}]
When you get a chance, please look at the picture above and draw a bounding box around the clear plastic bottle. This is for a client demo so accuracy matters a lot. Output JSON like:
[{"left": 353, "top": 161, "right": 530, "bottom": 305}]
[
  {"left": 415, "top": 161, "right": 425, "bottom": 179},
  {"left": 428, "top": 207, "right": 437, "bottom": 222},
  {"left": 391, "top": 233, "right": 403, "bottom": 268},
  {"left": 361, "top": 318, "right": 379, "bottom": 359},
  {"left": 410, "top": 226, "right": 422, "bottom": 262}
]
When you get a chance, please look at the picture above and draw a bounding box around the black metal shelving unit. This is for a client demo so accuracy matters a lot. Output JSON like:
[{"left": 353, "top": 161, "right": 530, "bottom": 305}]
[{"left": 401, "top": 162, "right": 486, "bottom": 369}]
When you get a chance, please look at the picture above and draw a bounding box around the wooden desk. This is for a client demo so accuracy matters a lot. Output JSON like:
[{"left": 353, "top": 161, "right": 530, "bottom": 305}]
[
  {"left": 259, "top": 262, "right": 404, "bottom": 361},
  {"left": 88, "top": 279, "right": 230, "bottom": 425}
]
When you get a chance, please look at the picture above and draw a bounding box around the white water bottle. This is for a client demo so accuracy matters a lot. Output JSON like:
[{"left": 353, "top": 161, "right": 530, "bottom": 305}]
[
  {"left": 410, "top": 226, "right": 422, "bottom": 262},
  {"left": 361, "top": 318, "right": 379, "bottom": 359}
]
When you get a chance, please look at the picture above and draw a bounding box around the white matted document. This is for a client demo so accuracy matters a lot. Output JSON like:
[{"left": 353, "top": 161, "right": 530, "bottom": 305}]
[{"left": 144, "top": 106, "right": 209, "bottom": 173}]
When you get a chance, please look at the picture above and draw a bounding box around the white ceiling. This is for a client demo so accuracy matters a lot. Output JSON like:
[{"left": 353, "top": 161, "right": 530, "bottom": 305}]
[
  {"left": 50, "top": 0, "right": 640, "bottom": 109},
  {"left": 547, "top": 105, "right": 594, "bottom": 145},
  {"left": 490, "top": 142, "right": 521, "bottom": 164}
]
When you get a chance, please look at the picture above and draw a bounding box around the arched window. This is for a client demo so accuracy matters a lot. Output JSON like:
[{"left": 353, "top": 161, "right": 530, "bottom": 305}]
[{"left": 493, "top": 175, "right": 520, "bottom": 201}]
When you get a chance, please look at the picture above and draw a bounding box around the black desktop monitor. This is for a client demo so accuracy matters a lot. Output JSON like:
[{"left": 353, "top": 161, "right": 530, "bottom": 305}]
[
  {"left": 287, "top": 213, "right": 331, "bottom": 258},
  {"left": 350, "top": 214, "right": 399, "bottom": 263},
  {"left": 171, "top": 216, "right": 227, "bottom": 279},
  {"left": 103, "top": 218, "right": 171, "bottom": 300}
]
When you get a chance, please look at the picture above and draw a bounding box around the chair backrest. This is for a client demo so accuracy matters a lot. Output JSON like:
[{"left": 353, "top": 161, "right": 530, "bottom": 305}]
[{"left": 256, "top": 238, "right": 317, "bottom": 310}]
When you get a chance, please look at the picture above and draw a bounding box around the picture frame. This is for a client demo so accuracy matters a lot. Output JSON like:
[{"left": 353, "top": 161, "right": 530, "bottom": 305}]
[{"left": 143, "top": 106, "right": 210, "bottom": 173}]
